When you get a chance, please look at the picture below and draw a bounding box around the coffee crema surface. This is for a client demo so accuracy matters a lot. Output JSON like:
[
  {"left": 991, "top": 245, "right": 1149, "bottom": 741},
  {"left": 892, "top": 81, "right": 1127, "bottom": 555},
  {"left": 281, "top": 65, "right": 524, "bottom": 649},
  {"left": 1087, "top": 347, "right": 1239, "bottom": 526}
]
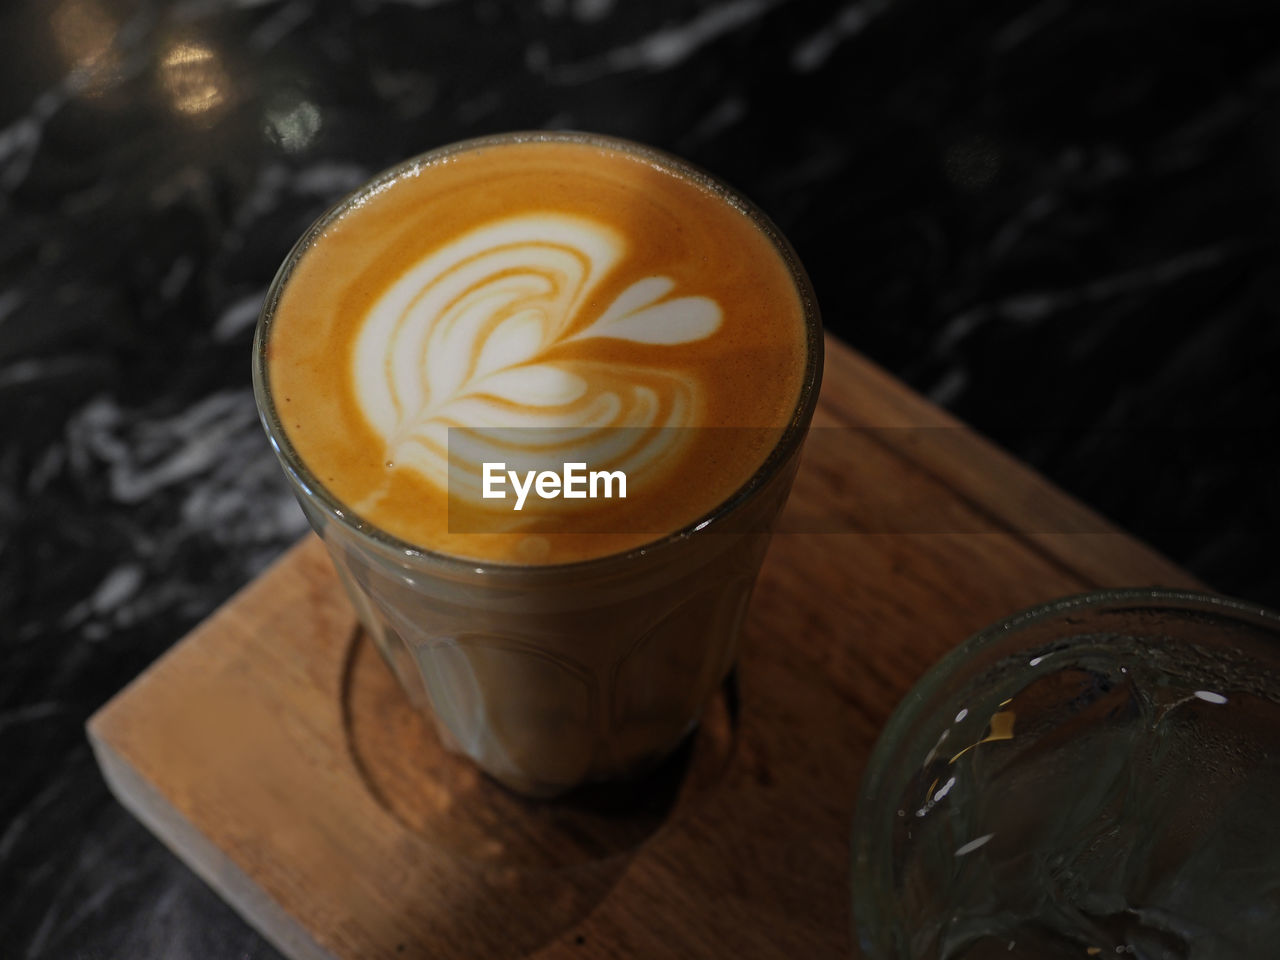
[{"left": 265, "top": 138, "right": 808, "bottom": 564}]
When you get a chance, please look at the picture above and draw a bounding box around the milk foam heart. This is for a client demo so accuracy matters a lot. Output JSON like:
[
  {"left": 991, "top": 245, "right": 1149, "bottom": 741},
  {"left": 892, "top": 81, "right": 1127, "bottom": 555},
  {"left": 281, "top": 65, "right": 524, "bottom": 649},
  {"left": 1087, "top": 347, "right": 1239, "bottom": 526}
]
[{"left": 353, "top": 213, "right": 722, "bottom": 502}]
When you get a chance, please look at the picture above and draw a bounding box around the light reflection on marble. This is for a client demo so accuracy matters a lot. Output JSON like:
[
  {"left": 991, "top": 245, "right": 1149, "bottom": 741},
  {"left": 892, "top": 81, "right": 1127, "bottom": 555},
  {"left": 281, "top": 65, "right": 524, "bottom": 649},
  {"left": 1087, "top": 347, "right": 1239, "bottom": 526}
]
[
  {"left": 2, "top": 0, "right": 1279, "bottom": 956},
  {"left": 51, "top": 0, "right": 123, "bottom": 96},
  {"left": 160, "top": 40, "right": 229, "bottom": 116}
]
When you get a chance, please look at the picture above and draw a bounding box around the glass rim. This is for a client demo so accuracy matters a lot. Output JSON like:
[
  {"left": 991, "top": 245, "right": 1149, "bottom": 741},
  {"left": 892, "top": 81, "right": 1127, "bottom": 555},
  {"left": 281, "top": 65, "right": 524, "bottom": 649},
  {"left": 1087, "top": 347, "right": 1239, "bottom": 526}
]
[
  {"left": 850, "top": 586, "right": 1280, "bottom": 958},
  {"left": 252, "top": 130, "right": 824, "bottom": 577}
]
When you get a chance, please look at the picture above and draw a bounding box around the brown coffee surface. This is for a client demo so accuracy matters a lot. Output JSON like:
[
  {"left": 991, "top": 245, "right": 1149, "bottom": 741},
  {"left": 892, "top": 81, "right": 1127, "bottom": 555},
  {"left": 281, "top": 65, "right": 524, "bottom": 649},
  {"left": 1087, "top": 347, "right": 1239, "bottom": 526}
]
[{"left": 265, "top": 137, "right": 809, "bottom": 564}]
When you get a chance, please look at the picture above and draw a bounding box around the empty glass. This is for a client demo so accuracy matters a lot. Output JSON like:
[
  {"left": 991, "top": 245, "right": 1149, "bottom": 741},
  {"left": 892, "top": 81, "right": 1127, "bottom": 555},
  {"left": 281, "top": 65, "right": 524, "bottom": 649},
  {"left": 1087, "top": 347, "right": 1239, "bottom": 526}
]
[{"left": 853, "top": 589, "right": 1280, "bottom": 960}]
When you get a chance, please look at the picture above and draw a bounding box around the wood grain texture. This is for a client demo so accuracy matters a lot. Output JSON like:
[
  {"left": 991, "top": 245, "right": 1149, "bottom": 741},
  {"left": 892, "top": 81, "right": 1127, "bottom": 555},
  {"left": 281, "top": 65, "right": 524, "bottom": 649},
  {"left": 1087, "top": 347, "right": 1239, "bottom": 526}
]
[{"left": 88, "top": 336, "right": 1203, "bottom": 960}]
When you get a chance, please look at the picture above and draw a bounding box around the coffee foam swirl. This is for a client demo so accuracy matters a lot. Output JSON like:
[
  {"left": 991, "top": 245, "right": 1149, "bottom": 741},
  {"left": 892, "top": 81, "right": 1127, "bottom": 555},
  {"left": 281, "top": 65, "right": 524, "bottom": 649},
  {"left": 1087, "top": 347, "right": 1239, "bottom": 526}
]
[{"left": 353, "top": 213, "right": 722, "bottom": 504}]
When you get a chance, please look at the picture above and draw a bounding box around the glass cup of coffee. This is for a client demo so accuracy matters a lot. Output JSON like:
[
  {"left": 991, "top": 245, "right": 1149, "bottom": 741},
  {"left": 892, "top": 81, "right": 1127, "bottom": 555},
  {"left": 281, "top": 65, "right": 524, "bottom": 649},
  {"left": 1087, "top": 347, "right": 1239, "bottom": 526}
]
[{"left": 252, "top": 132, "right": 823, "bottom": 797}]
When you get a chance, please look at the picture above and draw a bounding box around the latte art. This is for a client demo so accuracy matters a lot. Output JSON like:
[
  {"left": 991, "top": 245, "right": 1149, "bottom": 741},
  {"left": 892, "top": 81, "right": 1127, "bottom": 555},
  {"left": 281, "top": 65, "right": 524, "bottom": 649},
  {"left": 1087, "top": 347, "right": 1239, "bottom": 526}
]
[
  {"left": 354, "top": 214, "right": 722, "bottom": 503},
  {"left": 264, "top": 137, "right": 809, "bottom": 563}
]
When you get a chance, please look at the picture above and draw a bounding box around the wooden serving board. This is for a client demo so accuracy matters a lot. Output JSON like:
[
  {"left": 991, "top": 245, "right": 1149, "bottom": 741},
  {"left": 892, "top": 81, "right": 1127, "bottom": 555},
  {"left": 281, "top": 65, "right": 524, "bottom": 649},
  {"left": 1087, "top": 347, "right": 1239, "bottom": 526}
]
[{"left": 88, "top": 337, "right": 1201, "bottom": 960}]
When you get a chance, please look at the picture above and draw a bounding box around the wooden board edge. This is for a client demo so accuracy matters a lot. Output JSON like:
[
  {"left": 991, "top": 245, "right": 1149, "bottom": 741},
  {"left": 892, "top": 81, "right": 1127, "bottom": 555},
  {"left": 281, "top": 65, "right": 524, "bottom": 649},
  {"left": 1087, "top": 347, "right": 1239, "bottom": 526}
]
[
  {"left": 86, "top": 716, "right": 338, "bottom": 960},
  {"left": 821, "top": 336, "right": 1203, "bottom": 591},
  {"left": 86, "top": 538, "right": 324, "bottom": 735}
]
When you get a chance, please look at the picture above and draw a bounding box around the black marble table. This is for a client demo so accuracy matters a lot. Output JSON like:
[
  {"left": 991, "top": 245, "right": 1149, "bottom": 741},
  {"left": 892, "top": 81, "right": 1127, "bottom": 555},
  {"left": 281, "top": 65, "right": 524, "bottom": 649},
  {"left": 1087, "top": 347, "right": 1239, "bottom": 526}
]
[{"left": 3, "top": 0, "right": 1278, "bottom": 955}]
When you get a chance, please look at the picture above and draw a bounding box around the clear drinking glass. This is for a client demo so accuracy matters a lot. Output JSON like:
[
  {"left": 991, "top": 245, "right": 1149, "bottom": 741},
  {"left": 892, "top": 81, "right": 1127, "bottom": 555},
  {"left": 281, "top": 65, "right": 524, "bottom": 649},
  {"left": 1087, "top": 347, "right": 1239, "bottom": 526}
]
[
  {"left": 252, "top": 132, "right": 823, "bottom": 798},
  {"left": 853, "top": 589, "right": 1280, "bottom": 960}
]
